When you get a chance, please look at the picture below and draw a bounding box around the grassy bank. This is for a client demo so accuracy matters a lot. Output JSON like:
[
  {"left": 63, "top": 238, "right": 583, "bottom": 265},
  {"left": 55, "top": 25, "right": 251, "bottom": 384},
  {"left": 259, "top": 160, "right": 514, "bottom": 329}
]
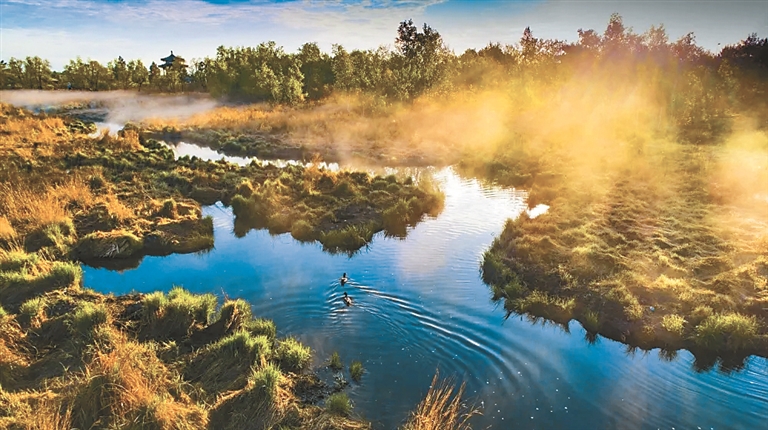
[
  {"left": 0, "top": 103, "right": 444, "bottom": 265},
  {"left": 480, "top": 122, "right": 768, "bottom": 359},
  {"left": 0, "top": 250, "right": 370, "bottom": 428}
]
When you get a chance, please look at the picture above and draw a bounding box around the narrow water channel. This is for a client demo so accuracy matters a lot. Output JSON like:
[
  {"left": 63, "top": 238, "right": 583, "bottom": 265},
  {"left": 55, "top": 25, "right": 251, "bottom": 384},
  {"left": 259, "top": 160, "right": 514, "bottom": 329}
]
[{"left": 82, "top": 142, "right": 768, "bottom": 429}]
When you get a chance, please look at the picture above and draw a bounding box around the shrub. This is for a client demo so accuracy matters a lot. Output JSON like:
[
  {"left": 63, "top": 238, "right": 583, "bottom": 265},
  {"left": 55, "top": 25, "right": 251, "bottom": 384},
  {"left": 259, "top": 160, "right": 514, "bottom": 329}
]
[
  {"left": 275, "top": 337, "right": 311, "bottom": 373},
  {"left": 694, "top": 313, "right": 758, "bottom": 351},
  {"left": 0, "top": 304, "right": 6, "bottom": 317},
  {"left": 328, "top": 351, "right": 342, "bottom": 371},
  {"left": 349, "top": 360, "right": 364, "bottom": 382},
  {"left": 326, "top": 392, "right": 352, "bottom": 417}
]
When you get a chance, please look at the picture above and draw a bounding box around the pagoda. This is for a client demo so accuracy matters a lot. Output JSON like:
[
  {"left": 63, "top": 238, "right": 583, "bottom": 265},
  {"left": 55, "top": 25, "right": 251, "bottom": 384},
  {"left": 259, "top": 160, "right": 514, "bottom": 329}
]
[{"left": 159, "top": 51, "right": 183, "bottom": 70}]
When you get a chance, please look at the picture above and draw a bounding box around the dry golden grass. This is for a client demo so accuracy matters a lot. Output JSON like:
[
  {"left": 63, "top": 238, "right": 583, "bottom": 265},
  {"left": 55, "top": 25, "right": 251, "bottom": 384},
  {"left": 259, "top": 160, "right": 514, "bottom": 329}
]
[
  {"left": 70, "top": 327, "right": 207, "bottom": 430},
  {"left": 0, "top": 111, "right": 68, "bottom": 160},
  {"left": 0, "top": 217, "right": 16, "bottom": 242},
  {"left": 0, "top": 390, "right": 73, "bottom": 430},
  {"left": 401, "top": 372, "right": 478, "bottom": 430},
  {"left": 0, "top": 183, "right": 70, "bottom": 232}
]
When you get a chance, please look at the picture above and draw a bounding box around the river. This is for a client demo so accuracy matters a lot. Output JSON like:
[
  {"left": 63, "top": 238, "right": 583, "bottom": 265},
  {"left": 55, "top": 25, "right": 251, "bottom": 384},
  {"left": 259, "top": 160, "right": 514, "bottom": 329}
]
[{"left": 83, "top": 140, "right": 768, "bottom": 430}]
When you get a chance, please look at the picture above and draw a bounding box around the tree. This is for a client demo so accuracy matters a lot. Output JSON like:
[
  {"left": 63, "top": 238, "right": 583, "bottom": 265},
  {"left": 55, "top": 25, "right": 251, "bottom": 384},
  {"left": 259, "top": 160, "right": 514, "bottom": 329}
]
[
  {"left": 23, "top": 56, "right": 52, "bottom": 89},
  {"left": 127, "top": 59, "right": 149, "bottom": 91},
  {"left": 63, "top": 57, "right": 87, "bottom": 90},
  {"left": 85, "top": 60, "right": 110, "bottom": 91},
  {"left": 0, "top": 60, "right": 6, "bottom": 89},
  {"left": 110, "top": 56, "right": 129, "bottom": 89},
  {"left": 392, "top": 19, "right": 449, "bottom": 100},
  {"left": 297, "top": 42, "right": 334, "bottom": 100},
  {"left": 149, "top": 62, "right": 161, "bottom": 90}
]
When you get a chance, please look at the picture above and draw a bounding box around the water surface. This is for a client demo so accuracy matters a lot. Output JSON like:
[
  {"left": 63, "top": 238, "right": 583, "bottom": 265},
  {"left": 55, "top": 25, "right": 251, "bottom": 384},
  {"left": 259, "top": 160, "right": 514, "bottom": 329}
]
[{"left": 85, "top": 167, "right": 768, "bottom": 430}]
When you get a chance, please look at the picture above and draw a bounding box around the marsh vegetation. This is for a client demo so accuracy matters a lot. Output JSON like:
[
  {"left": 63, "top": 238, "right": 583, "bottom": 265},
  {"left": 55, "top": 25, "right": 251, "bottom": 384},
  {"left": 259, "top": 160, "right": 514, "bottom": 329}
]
[{"left": 1, "top": 12, "right": 767, "bottom": 429}]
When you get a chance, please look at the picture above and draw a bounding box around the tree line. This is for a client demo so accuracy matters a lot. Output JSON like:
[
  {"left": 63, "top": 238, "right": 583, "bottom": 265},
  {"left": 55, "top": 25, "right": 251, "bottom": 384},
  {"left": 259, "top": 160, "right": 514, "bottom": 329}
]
[{"left": 1, "top": 15, "right": 766, "bottom": 137}]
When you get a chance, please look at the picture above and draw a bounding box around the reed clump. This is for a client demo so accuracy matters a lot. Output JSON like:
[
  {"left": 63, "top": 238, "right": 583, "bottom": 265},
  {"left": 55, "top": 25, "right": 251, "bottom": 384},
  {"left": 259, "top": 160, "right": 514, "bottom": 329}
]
[{"left": 401, "top": 372, "right": 478, "bottom": 430}]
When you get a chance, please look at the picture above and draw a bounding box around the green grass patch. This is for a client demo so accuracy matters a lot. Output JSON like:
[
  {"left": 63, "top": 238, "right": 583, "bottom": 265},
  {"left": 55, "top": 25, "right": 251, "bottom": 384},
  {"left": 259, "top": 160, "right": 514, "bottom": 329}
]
[
  {"left": 247, "top": 318, "right": 277, "bottom": 339},
  {"left": 661, "top": 314, "right": 687, "bottom": 336},
  {"left": 513, "top": 291, "right": 575, "bottom": 323},
  {"left": 693, "top": 313, "right": 758, "bottom": 351},
  {"left": 0, "top": 250, "right": 39, "bottom": 272},
  {"left": 76, "top": 230, "right": 143, "bottom": 260},
  {"left": 275, "top": 337, "right": 311, "bottom": 373},
  {"left": 69, "top": 302, "right": 109, "bottom": 335},
  {"left": 328, "top": 351, "right": 342, "bottom": 371},
  {"left": 185, "top": 330, "right": 272, "bottom": 394},
  {"left": 142, "top": 287, "right": 217, "bottom": 339},
  {"left": 319, "top": 223, "right": 377, "bottom": 254},
  {"left": 349, "top": 360, "right": 364, "bottom": 382},
  {"left": 217, "top": 298, "right": 252, "bottom": 331},
  {"left": 19, "top": 297, "right": 46, "bottom": 318},
  {"left": 326, "top": 392, "right": 352, "bottom": 417},
  {"left": 249, "top": 362, "right": 282, "bottom": 403}
]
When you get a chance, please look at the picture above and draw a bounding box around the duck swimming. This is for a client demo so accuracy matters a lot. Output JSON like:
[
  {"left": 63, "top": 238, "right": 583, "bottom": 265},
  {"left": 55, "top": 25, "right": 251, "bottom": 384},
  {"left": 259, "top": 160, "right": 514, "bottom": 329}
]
[
  {"left": 340, "top": 272, "right": 348, "bottom": 286},
  {"left": 342, "top": 292, "right": 353, "bottom": 306}
]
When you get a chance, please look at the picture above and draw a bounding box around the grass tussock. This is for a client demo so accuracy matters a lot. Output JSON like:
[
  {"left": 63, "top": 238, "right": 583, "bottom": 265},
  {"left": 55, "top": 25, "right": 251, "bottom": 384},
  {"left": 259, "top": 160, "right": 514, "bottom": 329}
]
[
  {"left": 326, "top": 392, "right": 353, "bottom": 417},
  {"left": 141, "top": 287, "right": 217, "bottom": 340},
  {"left": 401, "top": 372, "right": 478, "bottom": 430},
  {"left": 69, "top": 302, "right": 109, "bottom": 336},
  {"left": 693, "top": 313, "right": 758, "bottom": 351},
  {"left": 349, "top": 360, "right": 364, "bottom": 382},
  {"left": 0, "top": 252, "right": 82, "bottom": 308},
  {"left": 70, "top": 329, "right": 207, "bottom": 430},
  {"left": 19, "top": 297, "right": 46, "bottom": 318},
  {"left": 275, "top": 337, "right": 312, "bottom": 373},
  {"left": 328, "top": 351, "right": 343, "bottom": 371},
  {"left": 184, "top": 330, "right": 272, "bottom": 395},
  {"left": 250, "top": 362, "right": 283, "bottom": 403}
]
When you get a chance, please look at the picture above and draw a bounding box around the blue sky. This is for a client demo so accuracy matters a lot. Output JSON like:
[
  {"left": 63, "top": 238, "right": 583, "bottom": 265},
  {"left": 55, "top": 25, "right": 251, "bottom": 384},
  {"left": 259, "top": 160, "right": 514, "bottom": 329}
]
[{"left": 2, "top": 0, "right": 766, "bottom": 69}]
